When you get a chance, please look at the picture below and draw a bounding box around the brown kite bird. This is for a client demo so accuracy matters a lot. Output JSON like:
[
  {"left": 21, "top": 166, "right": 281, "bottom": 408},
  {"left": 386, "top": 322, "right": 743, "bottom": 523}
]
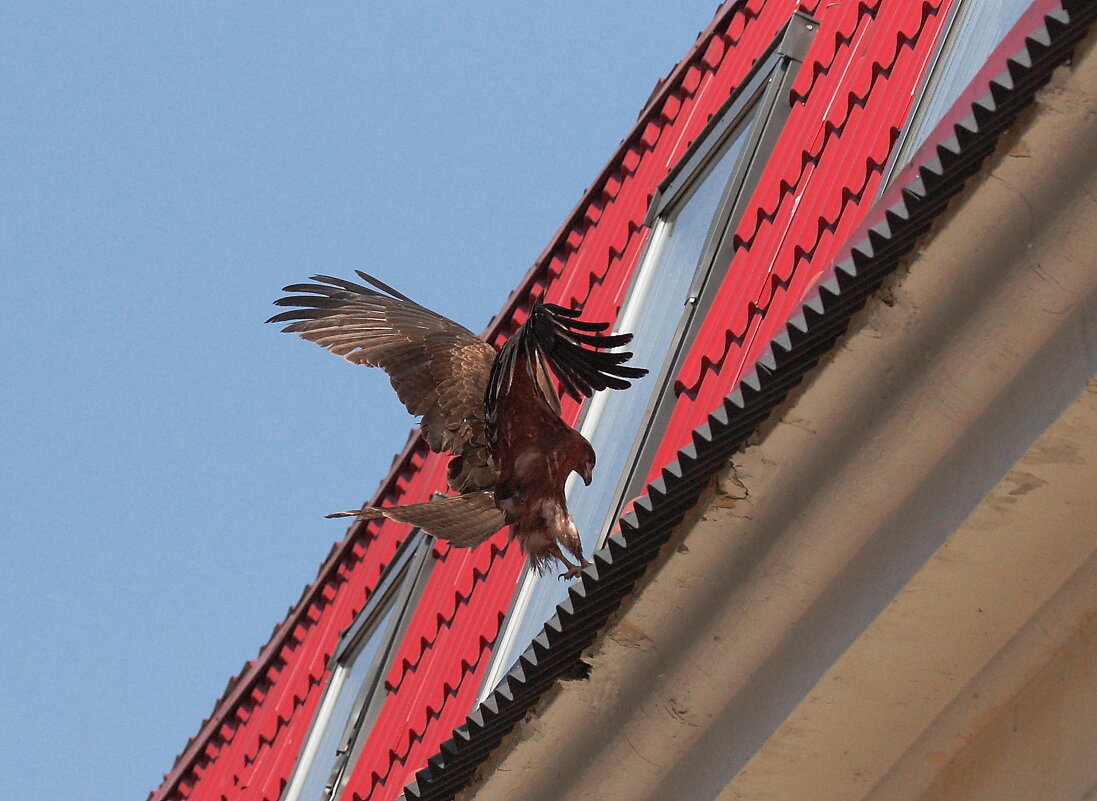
[{"left": 268, "top": 271, "right": 646, "bottom": 578}]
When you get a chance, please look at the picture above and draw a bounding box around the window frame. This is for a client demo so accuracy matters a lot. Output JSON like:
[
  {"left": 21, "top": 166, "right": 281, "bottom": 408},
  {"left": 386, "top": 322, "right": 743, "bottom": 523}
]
[
  {"left": 476, "top": 10, "right": 817, "bottom": 701},
  {"left": 878, "top": 0, "right": 1036, "bottom": 189},
  {"left": 607, "top": 9, "right": 817, "bottom": 535},
  {"left": 281, "top": 530, "right": 435, "bottom": 801}
]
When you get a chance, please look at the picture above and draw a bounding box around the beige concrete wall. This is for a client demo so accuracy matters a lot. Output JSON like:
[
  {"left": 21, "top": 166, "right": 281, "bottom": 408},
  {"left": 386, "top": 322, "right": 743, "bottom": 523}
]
[{"left": 920, "top": 614, "right": 1097, "bottom": 801}]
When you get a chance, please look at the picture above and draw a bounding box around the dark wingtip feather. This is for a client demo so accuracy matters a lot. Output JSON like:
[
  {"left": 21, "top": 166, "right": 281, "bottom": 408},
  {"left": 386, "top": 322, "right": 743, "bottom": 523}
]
[
  {"left": 504, "top": 303, "right": 649, "bottom": 399},
  {"left": 540, "top": 302, "right": 582, "bottom": 318},
  {"left": 353, "top": 270, "right": 419, "bottom": 304}
]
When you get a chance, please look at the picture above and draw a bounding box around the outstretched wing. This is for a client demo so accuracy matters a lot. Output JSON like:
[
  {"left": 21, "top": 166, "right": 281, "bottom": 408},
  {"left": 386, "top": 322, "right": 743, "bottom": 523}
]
[
  {"left": 268, "top": 271, "right": 497, "bottom": 492},
  {"left": 326, "top": 491, "right": 504, "bottom": 548},
  {"left": 487, "top": 302, "right": 649, "bottom": 412}
]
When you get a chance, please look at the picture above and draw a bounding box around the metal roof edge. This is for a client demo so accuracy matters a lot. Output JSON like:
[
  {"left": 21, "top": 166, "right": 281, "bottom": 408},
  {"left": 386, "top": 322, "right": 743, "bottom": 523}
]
[{"left": 403, "top": 4, "right": 1097, "bottom": 800}]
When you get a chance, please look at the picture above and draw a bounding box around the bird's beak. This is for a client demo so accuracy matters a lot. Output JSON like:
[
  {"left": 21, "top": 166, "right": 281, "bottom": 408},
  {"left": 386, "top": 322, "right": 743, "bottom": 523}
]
[{"left": 581, "top": 463, "right": 594, "bottom": 486}]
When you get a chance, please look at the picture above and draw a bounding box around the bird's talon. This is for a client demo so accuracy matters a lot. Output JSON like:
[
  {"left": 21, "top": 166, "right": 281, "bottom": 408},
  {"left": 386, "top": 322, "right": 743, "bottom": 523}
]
[{"left": 558, "top": 564, "right": 586, "bottom": 581}]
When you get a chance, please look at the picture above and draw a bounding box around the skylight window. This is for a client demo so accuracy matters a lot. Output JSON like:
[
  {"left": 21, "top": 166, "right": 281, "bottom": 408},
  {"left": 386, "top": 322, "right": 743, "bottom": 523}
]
[
  {"left": 282, "top": 532, "right": 434, "bottom": 801},
  {"left": 478, "top": 11, "right": 818, "bottom": 699},
  {"left": 881, "top": 0, "right": 1034, "bottom": 187}
]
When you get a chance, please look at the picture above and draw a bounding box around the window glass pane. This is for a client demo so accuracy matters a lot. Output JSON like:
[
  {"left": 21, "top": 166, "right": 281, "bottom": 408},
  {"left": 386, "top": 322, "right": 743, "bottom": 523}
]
[
  {"left": 577, "top": 111, "right": 758, "bottom": 542},
  {"left": 292, "top": 599, "right": 401, "bottom": 801},
  {"left": 886, "top": 0, "right": 1032, "bottom": 183},
  {"left": 284, "top": 534, "right": 433, "bottom": 801},
  {"left": 484, "top": 105, "right": 759, "bottom": 684}
]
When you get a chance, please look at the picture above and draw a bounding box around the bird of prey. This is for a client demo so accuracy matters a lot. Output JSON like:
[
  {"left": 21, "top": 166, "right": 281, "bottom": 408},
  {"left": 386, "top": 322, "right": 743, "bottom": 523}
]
[{"left": 268, "top": 271, "right": 646, "bottom": 578}]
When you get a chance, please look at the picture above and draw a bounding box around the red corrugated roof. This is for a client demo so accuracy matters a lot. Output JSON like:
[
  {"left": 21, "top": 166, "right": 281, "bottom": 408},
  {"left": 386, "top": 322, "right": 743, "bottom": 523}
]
[
  {"left": 649, "top": 0, "right": 952, "bottom": 477},
  {"left": 148, "top": 1, "right": 966, "bottom": 799}
]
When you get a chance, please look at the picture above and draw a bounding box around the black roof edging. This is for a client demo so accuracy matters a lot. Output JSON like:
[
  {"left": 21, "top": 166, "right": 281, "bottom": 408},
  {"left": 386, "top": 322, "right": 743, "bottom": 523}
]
[{"left": 402, "top": 4, "right": 1097, "bottom": 800}]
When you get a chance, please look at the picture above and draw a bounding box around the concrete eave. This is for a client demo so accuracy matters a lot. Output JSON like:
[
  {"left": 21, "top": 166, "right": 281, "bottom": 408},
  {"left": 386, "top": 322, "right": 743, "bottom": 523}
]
[{"left": 463, "top": 30, "right": 1097, "bottom": 801}]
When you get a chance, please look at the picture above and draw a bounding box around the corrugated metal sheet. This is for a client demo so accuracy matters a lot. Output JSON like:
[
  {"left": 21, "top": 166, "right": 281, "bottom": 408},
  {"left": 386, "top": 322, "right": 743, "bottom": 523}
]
[
  {"left": 403, "top": 3, "right": 1096, "bottom": 801},
  {"left": 147, "top": 2, "right": 1095, "bottom": 800}
]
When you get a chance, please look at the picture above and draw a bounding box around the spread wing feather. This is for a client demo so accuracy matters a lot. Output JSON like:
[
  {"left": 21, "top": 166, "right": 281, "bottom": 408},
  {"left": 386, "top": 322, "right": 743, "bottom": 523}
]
[
  {"left": 268, "top": 271, "right": 497, "bottom": 492},
  {"left": 325, "top": 491, "right": 504, "bottom": 548},
  {"left": 486, "top": 302, "right": 649, "bottom": 413}
]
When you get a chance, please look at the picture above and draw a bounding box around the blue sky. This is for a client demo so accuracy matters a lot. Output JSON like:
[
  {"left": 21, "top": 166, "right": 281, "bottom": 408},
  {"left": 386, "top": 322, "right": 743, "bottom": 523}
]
[{"left": 1, "top": 3, "right": 716, "bottom": 799}]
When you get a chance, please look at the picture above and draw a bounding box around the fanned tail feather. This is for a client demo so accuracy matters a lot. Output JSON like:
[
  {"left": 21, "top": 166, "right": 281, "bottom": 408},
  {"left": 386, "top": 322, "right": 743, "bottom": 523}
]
[{"left": 325, "top": 490, "right": 504, "bottom": 548}]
